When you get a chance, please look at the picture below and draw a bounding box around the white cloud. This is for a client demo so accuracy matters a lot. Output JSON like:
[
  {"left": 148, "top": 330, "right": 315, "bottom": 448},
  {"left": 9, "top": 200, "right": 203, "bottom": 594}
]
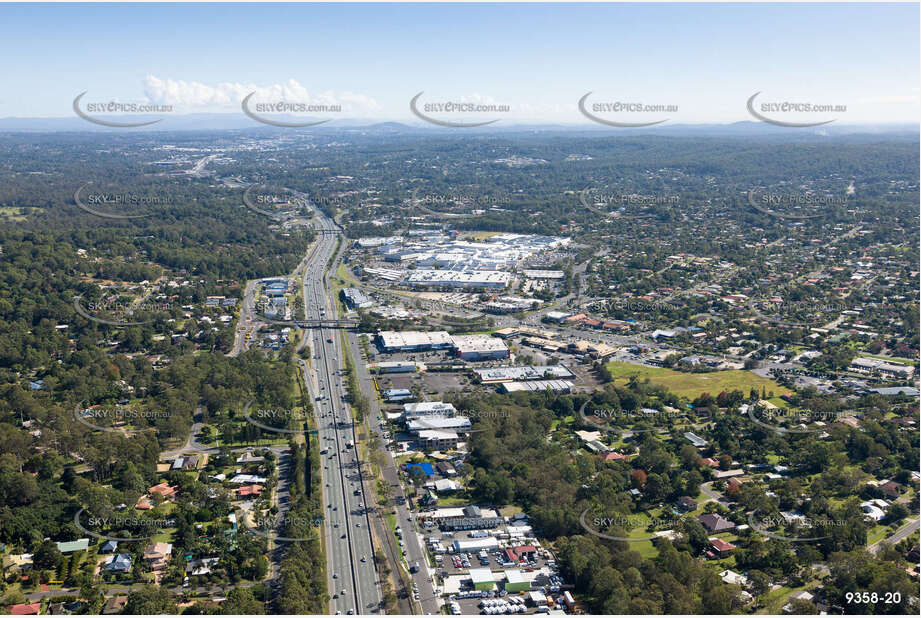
[{"left": 142, "top": 76, "right": 381, "bottom": 113}]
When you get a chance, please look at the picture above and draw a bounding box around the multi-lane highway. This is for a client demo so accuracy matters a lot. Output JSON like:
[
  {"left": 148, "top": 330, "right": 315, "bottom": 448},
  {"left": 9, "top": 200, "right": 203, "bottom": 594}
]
[
  {"left": 344, "top": 332, "right": 442, "bottom": 614},
  {"left": 295, "top": 201, "right": 382, "bottom": 615}
]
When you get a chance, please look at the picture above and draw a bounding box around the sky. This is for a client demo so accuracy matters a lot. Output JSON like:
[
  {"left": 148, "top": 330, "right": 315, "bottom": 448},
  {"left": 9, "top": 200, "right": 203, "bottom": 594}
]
[{"left": 0, "top": 2, "right": 918, "bottom": 125}]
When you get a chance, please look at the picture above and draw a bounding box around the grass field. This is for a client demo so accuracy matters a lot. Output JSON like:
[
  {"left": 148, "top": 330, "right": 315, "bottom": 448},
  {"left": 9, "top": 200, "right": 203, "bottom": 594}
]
[
  {"left": 604, "top": 362, "right": 791, "bottom": 400},
  {"left": 459, "top": 231, "right": 503, "bottom": 240}
]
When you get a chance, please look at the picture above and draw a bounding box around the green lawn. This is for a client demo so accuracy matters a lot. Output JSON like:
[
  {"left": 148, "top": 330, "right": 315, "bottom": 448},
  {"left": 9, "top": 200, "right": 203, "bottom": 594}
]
[
  {"left": 604, "top": 362, "right": 791, "bottom": 400},
  {"left": 757, "top": 585, "right": 795, "bottom": 614},
  {"left": 757, "top": 581, "right": 821, "bottom": 615},
  {"left": 866, "top": 525, "right": 893, "bottom": 545}
]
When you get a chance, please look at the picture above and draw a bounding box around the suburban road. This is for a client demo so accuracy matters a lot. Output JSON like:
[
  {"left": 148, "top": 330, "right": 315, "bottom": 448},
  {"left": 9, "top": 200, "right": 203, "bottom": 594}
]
[
  {"left": 869, "top": 517, "right": 920, "bottom": 555},
  {"left": 345, "top": 331, "right": 441, "bottom": 614}
]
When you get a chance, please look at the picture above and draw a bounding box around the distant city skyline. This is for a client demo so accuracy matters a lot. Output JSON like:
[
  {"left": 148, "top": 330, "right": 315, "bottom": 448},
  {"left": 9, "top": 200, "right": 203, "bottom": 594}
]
[{"left": 0, "top": 2, "right": 918, "bottom": 125}]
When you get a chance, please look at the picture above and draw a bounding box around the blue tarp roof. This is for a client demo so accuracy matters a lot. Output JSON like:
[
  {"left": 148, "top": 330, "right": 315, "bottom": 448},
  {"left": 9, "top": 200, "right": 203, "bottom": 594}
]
[{"left": 407, "top": 463, "right": 435, "bottom": 476}]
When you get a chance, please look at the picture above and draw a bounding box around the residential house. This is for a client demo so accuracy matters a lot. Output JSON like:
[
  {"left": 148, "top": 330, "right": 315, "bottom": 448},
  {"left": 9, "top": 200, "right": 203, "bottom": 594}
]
[
  {"left": 880, "top": 480, "right": 903, "bottom": 499},
  {"left": 235, "top": 451, "right": 264, "bottom": 464},
  {"left": 143, "top": 541, "right": 173, "bottom": 570},
  {"left": 7, "top": 603, "right": 42, "bottom": 615},
  {"left": 699, "top": 514, "right": 735, "bottom": 533},
  {"left": 436, "top": 461, "right": 457, "bottom": 477},
  {"left": 236, "top": 484, "right": 263, "bottom": 498},
  {"left": 148, "top": 482, "right": 178, "bottom": 500},
  {"left": 713, "top": 469, "right": 745, "bottom": 479},
  {"left": 186, "top": 557, "right": 220, "bottom": 576},
  {"left": 719, "top": 569, "right": 749, "bottom": 586},
  {"left": 708, "top": 538, "right": 737, "bottom": 558},
  {"left": 55, "top": 539, "right": 89, "bottom": 554},
  {"left": 782, "top": 590, "right": 816, "bottom": 614},
  {"left": 102, "top": 596, "right": 128, "bottom": 615},
  {"left": 684, "top": 432, "right": 708, "bottom": 448},
  {"left": 105, "top": 553, "right": 132, "bottom": 573},
  {"left": 860, "top": 501, "right": 886, "bottom": 522}
]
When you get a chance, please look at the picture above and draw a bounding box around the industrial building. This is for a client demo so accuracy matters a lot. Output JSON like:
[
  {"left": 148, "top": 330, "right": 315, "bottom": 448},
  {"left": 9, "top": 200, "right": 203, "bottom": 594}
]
[
  {"left": 356, "top": 236, "right": 401, "bottom": 248},
  {"left": 262, "top": 279, "right": 289, "bottom": 296},
  {"left": 522, "top": 269, "right": 564, "bottom": 279},
  {"left": 376, "top": 329, "right": 511, "bottom": 361},
  {"left": 483, "top": 296, "right": 538, "bottom": 314},
  {"left": 441, "top": 515, "right": 505, "bottom": 531},
  {"left": 403, "top": 402, "right": 457, "bottom": 418},
  {"left": 407, "top": 416, "right": 472, "bottom": 432},
  {"left": 417, "top": 429, "right": 459, "bottom": 451},
  {"left": 849, "top": 357, "right": 916, "bottom": 377},
  {"left": 456, "top": 537, "right": 501, "bottom": 554},
  {"left": 469, "top": 568, "right": 497, "bottom": 591},
  {"left": 372, "top": 361, "right": 418, "bottom": 374},
  {"left": 543, "top": 310, "right": 572, "bottom": 323},
  {"left": 377, "top": 330, "right": 453, "bottom": 352},
  {"left": 504, "top": 570, "right": 530, "bottom": 593},
  {"left": 341, "top": 287, "right": 373, "bottom": 309},
  {"left": 404, "top": 270, "right": 511, "bottom": 290},
  {"left": 474, "top": 365, "right": 574, "bottom": 383},
  {"left": 383, "top": 388, "right": 413, "bottom": 402},
  {"left": 450, "top": 334, "right": 510, "bottom": 361},
  {"left": 500, "top": 380, "right": 573, "bottom": 394}
]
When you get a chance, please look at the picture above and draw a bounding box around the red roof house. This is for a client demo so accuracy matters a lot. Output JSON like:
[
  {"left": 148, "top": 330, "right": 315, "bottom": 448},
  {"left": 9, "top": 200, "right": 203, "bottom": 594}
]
[{"left": 8, "top": 603, "right": 42, "bottom": 615}]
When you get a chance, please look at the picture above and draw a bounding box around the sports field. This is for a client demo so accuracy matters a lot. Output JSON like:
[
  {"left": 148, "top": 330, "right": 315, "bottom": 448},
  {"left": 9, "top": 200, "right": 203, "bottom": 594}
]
[{"left": 604, "top": 361, "right": 791, "bottom": 400}]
